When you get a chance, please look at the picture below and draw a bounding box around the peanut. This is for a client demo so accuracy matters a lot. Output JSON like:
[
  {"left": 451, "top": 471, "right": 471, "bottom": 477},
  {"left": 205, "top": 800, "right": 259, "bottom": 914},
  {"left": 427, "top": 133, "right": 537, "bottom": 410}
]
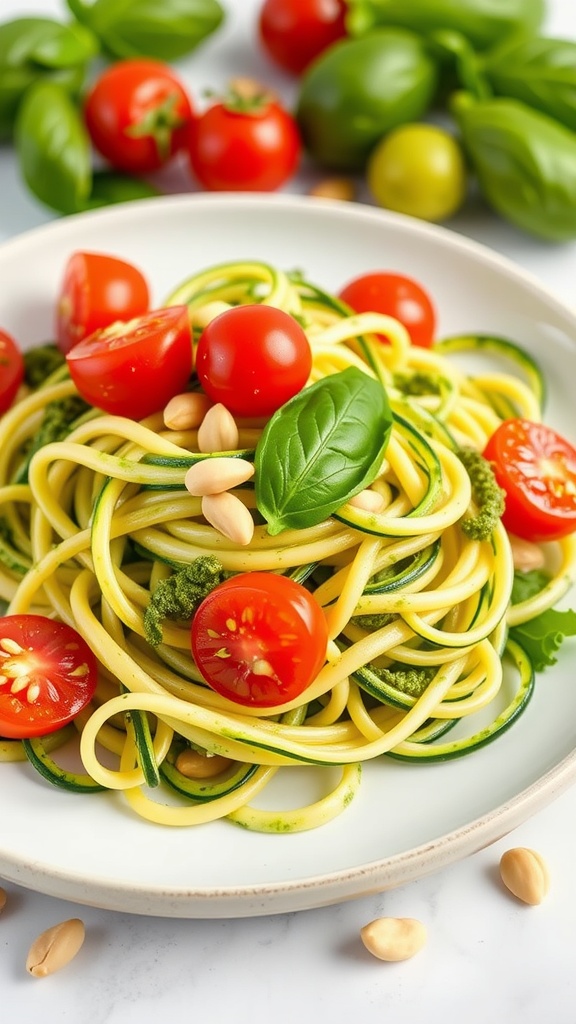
[
  {"left": 309, "top": 177, "right": 356, "bottom": 201},
  {"left": 175, "top": 748, "right": 232, "bottom": 779},
  {"left": 184, "top": 457, "right": 254, "bottom": 496},
  {"left": 26, "top": 918, "right": 85, "bottom": 977},
  {"left": 499, "top": 847, "right": 550, "bottom": 905},
  {"left": 202, "top": 492, "right": 255, "bottom": 546},
  {"left": 197, "top": 403, "right": 240, "bottom": 453},
  {"left": 349, "top": 489, "right": 386, "bottom": 513},
  {"left": 192, "top": 301, "right": 231, "bottom": 329},
  {"left": 508, "top": 534, "right": 546, "bottom": 573},
  {"left": 0, "top": 886, "right": 6, "bottom": 914},
  {"left": 163, "top": 392, "right": 213, "bottom": 431},
  {"left": 229, "top": 77, "right": 279, "bottom": 103},
  {"left": 360, "top": 917, "right": 427, "bottom": 962}
]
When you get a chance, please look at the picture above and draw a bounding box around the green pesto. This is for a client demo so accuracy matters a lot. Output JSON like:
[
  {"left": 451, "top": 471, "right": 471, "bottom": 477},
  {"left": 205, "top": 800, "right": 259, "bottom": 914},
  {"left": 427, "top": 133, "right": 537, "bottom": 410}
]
[
  {"left": 353, "top": 611, "right": 394, "bottom": 631},
  {"left": 15, "top": 394, "right": 90, "bottom": 483},
  {"left": 143, "top": 555, "right": 226, "bottom": 647},
  {"left": 456, "top": 445, "right": 505, "bottom": 540},
  {"left": 23, "top": 343, "right": 65, "bottom": 389},
  {"left": 370, "top": 663, "right": 437, "bottom": 697},
  {"left": 392, "top": 371, "right": 444, "bottom": 396},
  {"left": 0, "top": 516, "right": 32, "bottom": 575}
]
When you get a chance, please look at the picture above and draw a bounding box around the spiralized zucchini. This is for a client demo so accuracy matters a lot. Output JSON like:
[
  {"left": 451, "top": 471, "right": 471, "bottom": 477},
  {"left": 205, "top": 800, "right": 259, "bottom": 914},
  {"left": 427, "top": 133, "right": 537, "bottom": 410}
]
[{"left": 1, "top": 260, "right": 575, "bottom": 832}]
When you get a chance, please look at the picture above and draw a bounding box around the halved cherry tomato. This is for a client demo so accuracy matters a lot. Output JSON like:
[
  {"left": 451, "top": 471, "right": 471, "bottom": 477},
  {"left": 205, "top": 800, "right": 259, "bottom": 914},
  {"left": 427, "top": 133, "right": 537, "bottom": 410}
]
[
  {"left": 84, "top": 59, "right": 194, "bottom": 175},
  {"left": 56, "top": 251, "right": 150, "bottom": 355},
  {"left": 0, "top": 329, "right": 24, "bottom": 414},
  {"left": 483, "top": 418, "right": 576, "bottom": 542},
  {"left": 0, "top": 615, "right": 98, "bottom": 739},
  {"left": 187, "top": 95, "right": 301, "bottom": 192},
  {"left": 259, "top": 0, "right": 348, "bottom": 75},
  {"left": 191, "top": 572, "right": 328, "bottom": 707},
  {"left": 196, "top": 304, "right": 311, "bottom": 417},
  {"left": 338, "top": 271, "right": 437, "bottom": 348},
  {"left": 66, "top": 306, "right": 192, "bottom": 420}
]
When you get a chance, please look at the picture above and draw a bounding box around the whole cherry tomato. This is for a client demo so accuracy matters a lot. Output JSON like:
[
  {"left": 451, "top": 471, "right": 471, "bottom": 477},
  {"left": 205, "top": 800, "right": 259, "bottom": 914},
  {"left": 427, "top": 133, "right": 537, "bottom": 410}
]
[
  {"left": 84, "top": 59, "right": 194, "bottom": 175},
  {"left": 338, "top": 271, "right": 437, "bottom": 348},
  {"left": 195, "top": 303, "right": 311, "bottom": 417},
  {"left": 56, "top": 251, "right": 150, "bottom": 355},
  {"left": 0, "top": 329, "right": 24, "bottom": 413},
  {"left": 0, "top": 615, "right": 98, "bottom": 739},
  {"left": 187, "top": 91, "right": 301, "bottom": 191},
  {"left": 66, "top": 306, "right": 192, "bottom": 420},
  {"left": 483, "top": 418, "right": 576, "bottom": 543},
  {"left": 259, "top": 0, "right": 348, "bottom": 75},
  {"left": 191, "top": 572, "right": 328, "bottom": 707}
]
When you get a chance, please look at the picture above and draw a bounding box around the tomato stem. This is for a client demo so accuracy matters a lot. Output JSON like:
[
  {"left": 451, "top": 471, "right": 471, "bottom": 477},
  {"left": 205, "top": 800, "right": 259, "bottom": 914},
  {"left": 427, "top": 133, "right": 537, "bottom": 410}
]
[{"left": 125, "top": 91, "right": 187, "bottom": 160}]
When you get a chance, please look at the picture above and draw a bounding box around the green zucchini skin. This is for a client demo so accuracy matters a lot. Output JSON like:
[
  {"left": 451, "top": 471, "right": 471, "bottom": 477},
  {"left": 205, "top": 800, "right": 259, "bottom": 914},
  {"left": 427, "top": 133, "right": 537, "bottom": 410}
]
[
  {"left": 434, "top": 334, "right": 546, "bottom": 413},
  {"left": 22, "top": 734, "right": 105, "bottom": 792},
  {"left": 385, "top": 639, "right": 534, "bottom": 763},
  {"left": 160, "top": 756, "right": 259, "bottom": 802}
]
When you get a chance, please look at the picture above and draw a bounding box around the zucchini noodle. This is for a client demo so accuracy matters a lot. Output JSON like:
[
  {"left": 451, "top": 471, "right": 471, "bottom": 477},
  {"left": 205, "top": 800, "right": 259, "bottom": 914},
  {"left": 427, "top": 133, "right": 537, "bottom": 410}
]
[{"left": 1, "top": 259, "right": 575, "bottom": 833}]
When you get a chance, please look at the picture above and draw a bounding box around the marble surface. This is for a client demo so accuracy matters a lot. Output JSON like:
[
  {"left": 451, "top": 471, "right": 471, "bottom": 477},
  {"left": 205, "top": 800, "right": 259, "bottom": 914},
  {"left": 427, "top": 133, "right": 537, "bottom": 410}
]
[{"left": 2, "top": 0, "right": 576, "bottom": 1020}]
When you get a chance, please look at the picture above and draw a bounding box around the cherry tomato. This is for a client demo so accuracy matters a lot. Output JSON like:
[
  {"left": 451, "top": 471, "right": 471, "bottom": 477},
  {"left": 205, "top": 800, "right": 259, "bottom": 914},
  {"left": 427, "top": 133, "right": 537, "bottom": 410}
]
[
  {"left": 84, "top": 59, "right": 194, "bottom": 175},
  {"left": 483, "top": 419, "right": 576, "bottom": 542},
  {"left": 0, "top": 329, "right": 24, "bottom": 414},
  {"left": 56, "top": 251, "right": 150, "bottom": 355},
  {"left": 367, "top": 124, "right": 467, "bottom": 223},
  {"left": 196, "top": 304, "right": 311, "bottom": 417},
  {"left": 0, "top": 615, "right": 98, "bottom": 739},
  {"left": 338, "top": 271, "right": 437, "bottom": 348},
  {"left": 66, "top": 306, "right": 192, "bottom": 420},
  {"left": 188, "top": 96, "right": 301, "bottom": 191},
  {"left": 259, "top": 0, "right": 348, "bottom": 75},
  {"left": 191, "top": 572, "right": 328, "bottom": 707}
]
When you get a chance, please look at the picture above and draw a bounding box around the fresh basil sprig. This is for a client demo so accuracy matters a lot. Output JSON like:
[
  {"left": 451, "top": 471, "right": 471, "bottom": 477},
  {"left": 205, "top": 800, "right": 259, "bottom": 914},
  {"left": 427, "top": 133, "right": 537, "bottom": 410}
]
[
  {"left": 85, "top": 170, "right": 162, "bottom": 208},
  {"left": 483, "top": 36, "right": 576, "bottom": 134},
  {"left": 255, "top": 367, "right": 393, "bottom": 535},
  {"left": 345, "top": 0, "right": 546, "bottom": 52},
  {"left": 15, "top": 80, "right": 92, "bottom": 215},
  {"left": 452, "top": 91, "right": 576, "bottom": 242},
  {"left": 0, "top": 17, "right": 98, "bottom": 141},
  {"left": 65, "top": 0, "right": 224, "bottom": 62}
]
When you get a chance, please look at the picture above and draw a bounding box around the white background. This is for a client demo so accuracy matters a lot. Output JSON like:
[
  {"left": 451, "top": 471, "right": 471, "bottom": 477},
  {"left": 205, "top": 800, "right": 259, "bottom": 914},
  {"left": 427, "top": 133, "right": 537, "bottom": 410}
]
[{"left": 2, "top": 0, "right": 576, "bottom": 1021}]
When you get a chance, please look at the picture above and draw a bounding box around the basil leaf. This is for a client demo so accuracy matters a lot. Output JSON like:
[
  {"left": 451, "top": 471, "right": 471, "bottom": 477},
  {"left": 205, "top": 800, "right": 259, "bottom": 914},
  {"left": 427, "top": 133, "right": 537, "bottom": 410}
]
[
  {"left": 15, "top": 80, "right": 92, "bottom": 215},
  {"left": 452, "top": 92, "right": 576, "bottom": 242},
  {"left": 345, "top": 0, "right": 546, "bottom": 52},
  {"left": 66, "top": 0, "right": 224, "bottom": 61},
  {"left": 255, "top": 367, "right": 392, "bottom": 535},
  {"left": 0, "top": 18, "right": 95, "bottom": 140},
  {"left": 484, "top": 36, "right": 576, "bottom": 134},
  {"left": 29, "top": 23, "right": 98, "bottom": 69},
  {"left": 82, "top": 170, "right": 162, "bottom": 209}
]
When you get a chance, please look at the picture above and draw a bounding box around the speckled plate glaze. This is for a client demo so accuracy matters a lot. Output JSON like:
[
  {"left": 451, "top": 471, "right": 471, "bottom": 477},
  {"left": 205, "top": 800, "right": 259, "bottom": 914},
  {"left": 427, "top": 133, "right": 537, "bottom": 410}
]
[{"left": 1, "top": 194, "right": 575, "bottom": 919}]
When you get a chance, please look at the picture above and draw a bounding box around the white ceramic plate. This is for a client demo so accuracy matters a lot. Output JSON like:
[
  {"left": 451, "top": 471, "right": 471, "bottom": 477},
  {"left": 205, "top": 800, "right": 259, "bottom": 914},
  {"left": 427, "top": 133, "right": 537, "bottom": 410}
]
[{"left": 1, "top": 194, "right": 576, "bottom": 919}]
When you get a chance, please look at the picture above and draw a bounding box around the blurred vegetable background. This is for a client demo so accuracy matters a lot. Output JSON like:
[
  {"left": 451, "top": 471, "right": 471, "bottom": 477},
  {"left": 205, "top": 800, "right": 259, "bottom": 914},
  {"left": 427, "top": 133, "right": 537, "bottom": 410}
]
[{"left": 2, "top": 0, "right": 576, "bottom": 240}]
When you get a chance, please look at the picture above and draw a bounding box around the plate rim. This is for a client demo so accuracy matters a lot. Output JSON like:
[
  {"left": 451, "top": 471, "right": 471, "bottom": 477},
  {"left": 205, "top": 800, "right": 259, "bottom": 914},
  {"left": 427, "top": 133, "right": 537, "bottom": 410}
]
[
  {"left": 0, "top": 190, "right": 574, "bottom": 321},
  {"left": 1, "top": 746, "right": 574, "bottom": 918}
]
